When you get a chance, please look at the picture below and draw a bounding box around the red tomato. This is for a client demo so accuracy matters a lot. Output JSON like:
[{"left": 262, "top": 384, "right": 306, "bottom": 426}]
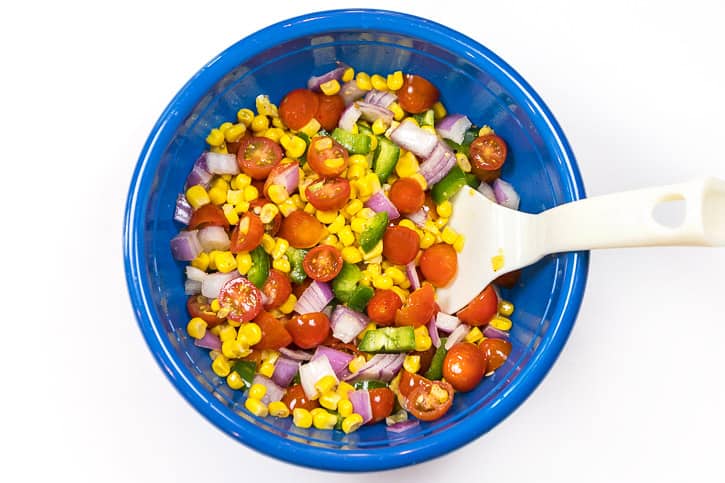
[
  {"left": 249, "top": 198, "right": 282, "bottom": 236},
  {"left": 277, "top": 210, "right": 326, "bottom": 248},
  {"left": 187, "top": 204, "right": 229, "bottom": 230},
  {"left": 263, "top": 161, "right": 300, "bottom": 199},
  {"left": 457, "top": 285, "right": 498, "bottom": 326},
  {"left": 398, "top": 370, "right": 432, "bottom": 399},
  {"left": 292, "top": 277, "right": 312, "bottom": 297},
  {"left": 218, "top": 277, "right": 263, "bottom": 322},
  {"left": 286, "top": 312, "right": 331, "bottom": 349},
  {"left": 389, "top": 178, "right": 425, "bottom": 214},
  {"left": 479, "top": 338, "right": 512, "bottom": 374},
  {"left": 262, "top": 269, "right": 292, "bottom": 310},
  {"left": 307, "top": 136, "right": 349, "bottom": 177},
  {"left": 442, "top": 342, "right": 486, "bottom": 392},
  {"left": 302, "top": 245, "right": 343, "bottom": 282},
  {"left": 395, "top": 284, "right": 437, "bottom": 327},
  {"left": 469, "top": 134, "right": 507, "bottom": 180},
  {"left": 382, "top": 225, "right": 420, "bottom": 265},
  {"left": 229, "top": 212, "right": 265, "bottom": 253},
  {"left": 396, "top": 74, "right": 440, "bottom": 114},
  {"left": 366, "top": 289, "right": 403, "bottom": 326},
  {"left": 254, "top": 311, "right": 293, "bottom": 350},
  {"left": 368, "top": 387, "right": 395, "bottom": 424},
  {"left": 494, "top": 269, "right": 521, "bottom": 288},
  {"left": 237, "top": 136, "right": 283, "bottom": 180},
  {"left": 279, "top": 88, "right": 319, "bottom": 130},
  {"left": 305, "top": 177, "right": 351, "bottom": 211},
  {"left": 282, "top": 384, "right": 319, "bottom": 411},
  {"left": 186, "top": 295, "right": 225, "bottom": 327},
  {"left": 315, "top": 93, "right": 345, "bottom": 131},
  {"left": 419, "top": 243, "right": 457, "bottom": 287},
  {"left": 405, "top": 380, "right": 454, "bottom": 421}
]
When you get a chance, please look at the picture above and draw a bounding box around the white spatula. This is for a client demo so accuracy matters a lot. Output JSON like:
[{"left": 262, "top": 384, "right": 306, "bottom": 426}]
[{"left": 435, "top": 177, "right": 725, "bottom": 314}]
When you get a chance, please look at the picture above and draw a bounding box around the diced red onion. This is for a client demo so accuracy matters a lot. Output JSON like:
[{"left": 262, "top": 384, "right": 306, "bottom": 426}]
[
  {"left": 201, "top": 272, "right": 240, "bottom": 299},
  {"left": 264, "top": 162, "right": 299, "bottom": 198},
  {"left": 405, "top": 261, "right": 421, "bottom": 290},
  {"left": 435, "top": 114, "right": 472, "bottom": 145},
  {"left": 389, "top": 120, "right": 439, "bottom": 158},
  {"left": 185, "top": 153, "right": 212, "bottom": 189},
  {"left": 205, "top": 152, "right": 239, "bottom": 175},
  {"left": 445, "top": 324, "right": 471, "bottom": 350},
  {"left": 184, "top": 279, "right": 202, "bottom": 295},
  {"left": 252, "top": 374, "right": 285, "bottom": 404},
  {"left": 419, "top": 141, "right": 456, "bottom": 185},
  {"left": 340, "top": 80, "right": 367, "bottom": 105},
  {"left": 404, "top": 208, "right": 427, "bottom": 228},
  {"left": 271, "top": 356, "right": 299, "bottom": 387},
  {"left": 185, "top": 265, "right": 207, "bottom": 282},
  {"left": 378, "top": 354, "right": 406, "bottom": 381},
  {"left": 363, "top": 89, "right": 397, "bottom": 107},
  {"left": 428, "top": 317, "right": 441, "bottom": 348},
  {"left": 357, "top": 101, "right": 393, "bottom": 124},
  {"left": 174, "top": 194, "right": 192, "bottom": 225},
  {"left": 170, "top": 230, "right": 203, "bottom": 261},
  {"left": 294, "top": 280, "right": 333, "bottom": 314},
  {"left": 338, "top": 103, "right": 362, "bottom": 131},
  {"left": 348, "top": 390, "right": 373, "bottom": 424},
  {"left": 364, "top": 191, "right": 400, "bottom": 220},
  {"left": 197, "top": 226, "right": 230, "bottom": 251},
  {"left": 330, "top": 305, "right": 368, "bottom": 343},
  {"left": 345, "top": 354, "right": 402, "bottom": 382},
  {"left": 194, "top": 331, "right": 221, "bottom": 351},
  {"left": 435, "top": 312, "right": 461, "bottom": 333},
  {"left": 279, "top": 347, "right": 313, "bottom": 361},
  {"left": 299, "top": 354, "right": 338, "bottom": 400},
  {"left": 386, "top": 419, "right": 420, "bottom": 433},
  {"left": 477, "top": 181, "right": 497, "bottom": 202},
  {"left": 313, "top": 345, "right": 354, "bottom": 378},
  {"left": 307, "top": 62, "right": 349, "bottom": 92},
  {"left": 483, "top": 325, "right": 511, "bottom": 340},
  {"left": 492, "top": 178, "right": 520, "bottom": 210}
]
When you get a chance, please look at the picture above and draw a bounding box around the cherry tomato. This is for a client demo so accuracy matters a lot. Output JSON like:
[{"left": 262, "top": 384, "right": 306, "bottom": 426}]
[
  {"left": 282, "top": 384, "right": 319, "bottom": 411},
  {"left": 292, "top": 277, "right": 312, "bottom": 297},
  {"left": 254, "top": 311, "right": 293, "bottom": 350},
  {"left": 366, "top": 289, "right": 403, "bottom": 326},
  {"left": 237, "top": 136, "right": 283, "bottom": 180},
  {"left": 218, "top": 277, "right": 263, "bottom": 322},
  {"left": 395, "top": 284, "right": 437, "bottom": 327},
  {"left": 419, "top": 243, "right": 457, "bottom": 287},
  {"left": 456, "top": 285, "right": 498, "bottom": 326},
  {"left": 249, "top": 198, "right": 281, "bottom": 236},
  {"left": 186, "top": 295, "right": 225, "bottom": 327},
  {"left": 479, "top": 338, "right": 512, "bottom": 374},
  {"left": 388, "top": 177, "right": 425, "bottom": 214},
  {"left": 469, "top": 134, "right": 507, "bottom": 181},
  {"left": 286, "top": 312, "right": 331, "bottom": 349},
  {"left": 396, "top": 74, "right": 440, "bottom": 114},
  {"left": 398, "top": 370, "right": 432, "bottom": 399},
  {"left": 494, "top": 269, "right": 521, "bottom": 288},
  {"left": 369, "top": 387, "right": 395, "bottom": 424},
  {"left": 305, "top": 177, "right": 351, "bottom": 211},
  {"left": 262, "top": 269, "right": 292, "bottom": 310},
  {"left": 406, "top": 380, "right": 454, "bottom": 421},
  {"left": 315, "top": 93, "right": 345, "bottom": 131},
  {"left": 277, "top": 210, "right": 326, "bottom": 248},
  {"left": 443, "top": 342, "right": 486, "bottom": 392},
  {"left": 263, "top": 161, "right": 300, "bottom": 199},
  {"left": 382, "top": 225, "right": 420, "bottom": 265},
  {"left": 476, "top": 168, "right": 501, "bottom": 183},
  {"left": 229, "top": 212, "right": 265, "bottom": 253},
  {"left": 187, "top": 204, "right": 229, "bottom": 230},
  {"left": 279, "top": 88, "right": 319, "bottom": 130},
  {"left": 302, "top": 245, "right": 343, "bottom": 282},
  {"left": 307, "top": 136, "right": 349, "bottom": 177}
]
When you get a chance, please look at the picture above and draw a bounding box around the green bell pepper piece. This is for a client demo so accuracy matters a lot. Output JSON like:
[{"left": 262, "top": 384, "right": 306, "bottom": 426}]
[
  {"left": 431, "top": 165, "right": 467, "bottom": 204},
  {"left": 423, "top": 338, "right": 448, "bottom": 380},
  {"left": 372, "top": 136, "right": 400, "bottom": 183},
  {"left": 331, "top": 262, "right": 363, "bottom": 303},
  {"left": 464, "top": 173, "right": 479, "bottom": 188},
  {"left": 331, "top": 128, "right": 372, "bottom": 154},
  {"left": 347, "top": 285, "right": 374, "bottom": 312},
  {"left": 247, "top": 246, "right": 270, "bottom": 289},
  {"left": 231, "top": 360, "right": 256, "bottom": 389},
  {"left": 352, "top": 380, "right": 388, "bottom": 390},
  {"left": 359, "top": 211, "right": 388, "bottom": 253},
  {"left": 285, "top": 246, "right": 308, "bottom": 284},
  {"left": 358, "top": 326, "right": 416, "bottom": 353}
]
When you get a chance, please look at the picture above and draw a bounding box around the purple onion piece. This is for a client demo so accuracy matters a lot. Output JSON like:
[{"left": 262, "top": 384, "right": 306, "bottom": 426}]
[
  {"left": 435, "top": 114, "right": 472, "bottom": 145},
  {"left": 364, "top": 191, "right": 400, "bottom": 220},
  {"left": 185, "top": 153, "right": 212, "bottom": 190},
  {"left": 170, "top": 230, "right": 202, "bottom": 261},
  {"left": 299, "top": 355, "right": 338, "bottom": 400},
  {"left": 378, "top": 354, "right": 405, "bottom": 382},
  {"left": 344, "top": 354, "right": 398, "bottom": 382},
  {"left": 279, "top": 347, "right": 313, "bottom": 361},
  {"left": 252, "top": 375, "right": 285, "bottom": 405},
  {"left": 483, "top": 325, "right": 510, "bottom": 340},
  {"left": 444, "top": 324, "right": 471, "bottom": 350},
  {"left": 363, "top": 89, "right": 397, "bottom": 107},
  {"left": 294, "top": 280, "right": 333, "bottom": 314},
  {"left": 385, "top": 419, "right": 420, "bottom": 433},
  {"left": 419, "top": 141, "right": 456, "bottom": 185},
  {"left": 477, "top": 181, "right": 497, "bottom": 202},
  {"left": 271, "top": 357, "right": 299, "bottom": 387},
  {"left": 338, "top": 103, "right": 362, "bottom": 131},
  {"left": 265, "top": 162, "right": 299, "bottom": 196},
  {"left": 357, "top": 101, "right": 393, "bottom": 124},
  {"left": 205, "top": 152, "right": 239, "bottom": 175},
  {"left": 184, "top": 279, "right": 202, "bottom": 295},
  {"left": 174, "top": 194, "right": 192, "bottom": 225},
  {"left": 330, "top": 305, "right": 368, "bottom": 343},
  {"left": 492, "top": 178, "right": 520, "bottom": 210},
  {"left": 340, "top": 80, "right": 367, "bottom": 105},
  {"left": 201, "top": 272, "right": 240, "bottom": 299},
  {"left": 348, "top": 390, "right": 373, "bottom": 424},
  {"left": 404, "top": 208, "right": 427, "bottom": 228},
  {"left": 435, "top": 312, "right": 461, "bottom": 333},
  {"left": 389, "top": 121, "right": 438, "bottom": 158},
  {"left": 197, "top": 225, "right": 231, "bottom": 251},
  {"left": 312, "top": 346, "right": 355, "bottom": 378},
  {"left": 405, "top": 261, "right": 421, "bottom": 290},
  {"left": 194, "top": 331, "right": 221, "bottom": 351},
  {"left": 428, "top": 316, "right": 441, "bottom": 348},
  {"left": 307, "top": 63, "right": 349, "bottom": 92}
]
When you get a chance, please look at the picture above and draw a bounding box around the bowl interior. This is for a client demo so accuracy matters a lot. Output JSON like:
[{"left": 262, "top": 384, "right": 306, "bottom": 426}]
[{"left": 125, "top": 10, "right": 586, "bottom": 471}]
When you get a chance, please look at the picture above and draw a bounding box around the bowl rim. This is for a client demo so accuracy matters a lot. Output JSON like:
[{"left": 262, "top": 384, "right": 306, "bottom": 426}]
[{"left": 124, "top": 8, "right": 589, "bottom": 472}]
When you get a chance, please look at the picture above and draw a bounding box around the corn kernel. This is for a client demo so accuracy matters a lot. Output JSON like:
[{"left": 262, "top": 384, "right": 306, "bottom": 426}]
[
  {"left": 385, "top": 267, "right": 406, "bottom": 285},
  {"left": 336, "top": 381, "right": 355, "bottom": 399},
  {"left": 278, "top": 199, "right": 298, "bottom": 217},
  {"left": 226, "top": 371, "right": 245, "bottom": 390},
  {"left": 315, "top": 209, "right": 338, "bottom": 224},
  {"left": 490, "top": 316, "right": 513, "bottom": 331},
  {"left": 363, "top": 241, "right": 384, "bottom": 260},
  {"left": 315, "top": 375, "right": 338, "bottom": 395},
  {"left": 320, "top": 79, "right": 341, "bottom": 96},
  {"left": 207, "top": 186, "right": 226, "bottom": 205},
  {"left": 272, "top": 256, "right": 291, "bottom": 273},
  {"left": 191, "top": 252, "right": 210, "bottom": 271},
  {"left": 251, "top": 114, "right": 269, "bottom": 132},
  {"left": 245, "top": 397, "right": 268, "bottom": 417},
  {"left": 414, "top": 326, "right": 432, "bottom": 352},
  {"left": 293, "top": 408, "right": 313, "bottom": 428},
  {"left": 410, "top": 173, "right": 427, "bottom": 190},
  {"left": 347, "top": 163, "right": 366, "bottom": 180},
  {"left": 371, "top": 117, "right": 389, "bottom": 136},
  {"left": 255, "top": 94, "right": 279, "bottom": 117},
  {"left": 206, "top": 128, "right": 225, "bottom": 147},
  {"left": 337, "top": 399, "right": 354, "bottom": 418},
  {"left": 210, "top": 298, "right": 221, "bottom": 312},
  {"left": 479, "top": 125, "right": 494, "bottom": 137},
  {"left": 338, "top": 227, "right": 355, "bottom": 247},
  {"left": 286, "top": 135, "right": 307, "bottom": 159},
  {"left": 219, "top": 121, "right": 233, "bottom": 133},
  {"left": 441, "top": 226, "right": 459, "bottom": 245},
  {"left": 268, "top": 401, "right": 290, "bottom": 418},
  {"left": 210, "top": 144, "right": 228, "bottom": 154},
  {"left": 342, "top": 67, "right": 355, "bottom": 82},
  {"left": 225, "top": 123, "right": 246, "bottom": 143},
  {"left": 327, "top": 215, "right": 346, "bottom": 234},
  {"left": 258, "top": 361, "right": 275, "bottom": 378},
  {"left": 257, "top": 203, "right": 278, "bottom": 225},
  {"left": 319, "top": 391, "right": 342, "bottom": 411},
  {"left": 211, "top": 354, "right": 231, "bottom": 377},
  {"left": 350, "top": 217, "right": 367, "bottom": 233},
  {"left": 430, "top": 383, "right": 449, "bottom": 403},
  {"left": 386, "top": 70, "right": 404, "bottom": 91},
  {"left": 249, "top": 383, "right": 267, "bottom": 400},
  {"left": 403, "top": 354, "right": 421, "bottom": 373},
  {"left": 453, "top": 234, "right": 466, "bottom": 252},
  {"left": 240, "top": 323, "right": 262, "bottom": 346},
  {"left": 499, "top": 300, "right": 515, "bottom": 317},
  {"left": 395, "top": 151, "right": 419, "bottom": 178},
  {"left": 261, "top": 127, "right": 284, "bottom": 143},
  {"left": 290, "top": 194, "right": 305, "bottom": 209},
  {"left": 218, "top": 325, "right": 237, "bottom": 343},
  {"left": 341, "top": 414, "right": 364, "bottom": 434},
  {"left": 215, "top": 251, "right": 237, "bottom": 273},
  {"left": 436, "top": 200, "right": 453, "bottom": 218},
  {"left": 298, "top": 117, "right": 321, "bottom": 138},
  {"left": 303, "top": 202, "right": 316, "bottom": 215},
  {"left": 279, "top": 294, "right": 297, "bottom": 314},
  {"left": 366, "top": 74, "right": 385, "bottom": 91},
  {"left": 456, "top": 152, "right": 472, "bottom": 173},
  {"left": 267, "top": 184, "right": 289, "bottom": 205},
  {"left": 313, "top": 411, "right": 338, "bottom": 430},
  {"left": 310, "top": 407, "right": 328, "bottom": 418},
  {"left": 237, "top": 108, "right": 255, "bottom": 126},
  {"left": 465, "top": 326, "right": 484, "bottom": 344},
  {"left": 258, "top": 233, "right": 274, "bottom": 254},
  {"left": 373, "top": 274, "right": 394, "bottom": 290},
  {"left": 355, "top": 71, "right": 372, "bottom": 90},
  {"left": 344, "top": 199, "right": 364, "bottom": 216},
  {"left": 365, "top": 263, "right": 381, "bottom": 276},
  {"left": 186, "top": 317, "right": 207, "bottom": 340},
  {"left": 261, "top": 349, "right": 280, "bottom": 364},
  {"left": 222, "top": 204, "right": 240, "bottom": 225},
  {"left": 389, "top": 101, "right": 405, "bottom": 121},
  {"left": 320, "top": 234, "right": 338, "bottom": 247},
  {"left": 231, "top": 173, "right": 252, "bottom": 190},
  {"left": 234, "top": 252, "right": 252, "bottom": 275},
  {"left": 185, "top": 185, "right": 210, "bottom": 209},
  {"left": 358, "top": 322, "right": 377, "bottom": 340},
  {"left": 222, "top": 339, "right": 247, "bottom": 359},
  {"left": 341, "top": 246, "right": 362, "bottom": 263},
  {"left": 432, "top": 101, "right": 447, "bottom": 120},
  {"left": 435, "top": 217, "right": 449, "bottom": 230},
  {"left": 271, "top": 238, "right": 289, "bottom": 260},
  {"left": 348, "top": 355, "right": 367, "bottom": 373}
]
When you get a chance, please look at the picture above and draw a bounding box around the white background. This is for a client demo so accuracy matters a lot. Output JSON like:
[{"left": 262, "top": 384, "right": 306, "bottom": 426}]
[{"left": 2, "top": 1, "right": 723, "bottom": 482}]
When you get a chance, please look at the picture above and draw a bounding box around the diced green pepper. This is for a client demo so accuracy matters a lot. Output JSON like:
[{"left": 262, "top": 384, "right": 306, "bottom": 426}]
[
  {"left": 331, "top": 128, "right": 372, "bottom": 154},
  {"left": 431, "top": 165, "right": 467, "bottom": 204},
  {"left": 285, "top": 246, "right": 308, "bottom": 284},
  {"left": 331, "top": 262, "right": 363, "bottom": 303},
  {"left": 462, "top": 126, "right": 479, "bottom": 145},
  {"left": 413, "top": 109, "right": 435, "bottom": 127},
  {"left": 358, "top": 326, "right": 416, "bottom": 353},
  {"left": 247, "top": 246, "right": 270, "bottom": 289},
  {"left": 464, "top": 173, "right": 479, "bottom": 188},
  {"left": 356, "top": 122, "right": 373, "bottom": 136},
  {"left": 347, "top": 285, "right": 374, "bottom": 312},
  {"left": 423, "top": 339, "right": 448, "bottom": 380},
  {"left": 352, "top": 380, "right": 388, "bottom": 390},
  {"left": 359, "top": 211, "right": 388, "bottom": 253},
  {"left": 231, "top": 360, "right": 256, "bottom": 389},
  {"left": 372, "top": 136, "right": 400, "bottom": 183}
]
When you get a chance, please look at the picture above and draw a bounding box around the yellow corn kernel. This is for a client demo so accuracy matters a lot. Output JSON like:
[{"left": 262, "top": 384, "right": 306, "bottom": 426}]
[
  {"left": 279, "top": 294, "right": 297, "bottom": 314},
  {"left": 211, "top": 177, "right": 230, "bottom": 191},
  {"left": 363, "top": 241, "right": 384, "bottom": 260},
  {"left": 267, "top": 184, "right": 289, "bottom": 205},
  {"left": 272, "top": 256, "right": 291, "bottom": 273},
  {"left": 348, "top": 355, "right": 367, "bottom": 373},
  {"left": 499, "top": 300, "right": 515, "bottom": 317},
  {"left": 359, "top": 271, "right": 372, "bottom": 287},
  {"left": 240, "top": 185, "right": 257, "bottom": 202},
  {"left": 251, "top": 114, "right": 269, "bottom": 132},
  {"left": 255, "top": 94, "right": 279, "bottom": 117},
  {"left": 261, "top": 349, "right": 280, "bottom": 364},
  {"left": 435, "top": 217, "right": 449, "bottom": 230},
  {"left": 298, "top": 117, "right": 321, "bottom": 138},
  {"left": 347, "top": 154, "right": 367, "bottom": 166},
  {"left": 403, "top": 354, "right": 421, "bottom": 374},
  {"left": 256, "top": 203, "right": 277, "bottom": 225},
  {"left": 319, "top": 391, "right": 342, "bottom": 411},
  {"left": 272, "top": 117, "right": 285, "bottom": 128},
  {"left": 350, "top": 217, "right": 367, "bottom": 233},
  {"left": 207, "top": 250, "right": 221, "bottom": 271},
  {"left": 315, "top": 375, "right": 338, "bottom": 395},
  {"left": 268, "top": 401, "right": 289, "bottom": 418},
  {"left": 373, "top": 274, "right": 394, "bottom": 290},
  {"left": 290, "top": 194, "right": 305, "bottom": 209},
  {"left": 279, "top": 133, "right": 291, "bottom": 150},
  {"left": 310, "top": 407, "right": 328, "bottom": 418},
  {"left": 490, "top": 316, "right": 513, "bottom": 331},
  {"left": 222, "top": 339, "right": 247, "bottom": 359},
  {"left": 371, "top": 117, "right": 388, "bottom": 135},
  {"left": 313, "top": 411, "right": 338, "bottom": 430},
  {"left": 387, "top": 70, "right": 404, "bottom": 91},
  {"left": 341, "top": 413, "right": 364, "bottom": 434},
  {"left": 391, "top": 286, "right": 409, "bottom": 302},
  {"left": 347, "top": 163, "right": 366, "bottom": 180},
  {"left": 385, "top": 267, "right": 406, "bottom": 285},
  {"left": 208, "top": 186, "right": 227, "bottom": 206},
  {"left": 240, "top": 323, "right": 262, "bottom": 346},
  {"left": 226, "top": 371, "right": 245, "bottom": 390},
  {"left": 258, "top": 233, "right": 274, "bottom": 254},
  {"left": 186, "top": 317, "right": 207, "bottom": 340},
  {"left": 286, "top": 135, "right": 307, "bottom": 159},
  {"left": 210, "top": 298, "right": 221, "bottom": 312},
  {"left": 293, "top": 408, "right": 313, "bottom": 428},
  {"left": 365, "top": 263, "right": 381, "bottom": 277},
  {"left": 191, "top": 252, "right": 210, "bottom": 271},
  {"left": 430, "top": 383, "right": 449, "bottom": 403},
  {"left": 249, "top": 383, "right": 267, "bottom": 400},
  {"left": 336, "top": 381, "right": 355, "bottom": 399},
  {"left": 278, "top": 199, "right": 298, "bottom": 217},
  {"left": 215, "top": 251, "right": 237, "bottom": 273},
  {"left": 315, "top": 209, "right": 338, "bottom": 224},
  {"left": 234, "top": 252, "right": 252, "bottom": 275},
  {"left": 185, "top": 185, "right": 210, "bottom": 209},
  {"left": 389, "top": 101, "right": 405, "bottom": 121},
  {"left": 321, "top": 234, "right": 339, "bottom": 247},
  {"left": 410, "top": 173, "right": 427, "bottom": 190},
  {"left": 342, "top": 67, "right": 355, "bottom": 82},
  {"left": 341, "top": 246, "right": 362, "bottom": 263},
  {"left": 455, "top": 152, "right": 472, "bottom": 173},
  {"left": 432, "top": 101, "right": 447, "bottom": 120},
  {"left": 320, "top": 79, "right": 341, "bottom": 96},
  {"left": 218, "top": 324, "right": 237, "bottom": 343},
  {"left": 344, "top": 199, "right": 364, "bottom": 216},
  {"left": 351, "top": 123, "right": 360, "bottom": 134},
  {"left": 206, "top": 128, "right": 225, "bottom": 147},
  {"left": 414, "top": 326, "right": 432, "bottom": 352},
  {"left": 224, "top": 123, "right": 246, "bottom": 143},
  {"left": 465, "top": 326, "right": 484, "bottom": 344},
  {"left": 441, "top": 226, "right": 459, "bottom": 245},
  {"left": 453, "top": 234, "right": 466, "bottom": 252},
  {"left": 337, "top": 227, "right": 355, "bottom": 247},
  {"left": 231, "top": 173, "right": 252, "bottom": 191},
  {"left": 210, "top": 144, "right": 228, "bottom": 154},
  {"left": 369, "top": 74, "right": 387, "bottom": 91},
  {"left": 258, "top": 361, "right": 275, "bottom": 378},
  {"left": 261, "top": 127, "right": 284, "bottom": 143},
  {"left": 395, "top": 151, "right": 419, "bottom": 178},
  {"left": 326, "top": 215, "right": 346, "bottom": 234},
  {"left": 303, "top": 202, "right": 316, "bottom": 215},
  {"left": 271, "top": 238, "right": 289, "bottom": 260},
  {"left": 211, "top": 354, "right": 231, "bottom": 377},
  {"left": 221, "top": 204, "right": 239, "bottom": 225},
  {"left": 399, "top": 277, "right": 411, "bottom": 290},
  {"left": 436, "top": 200, "right": 453, "bottom": 218},
  {"left": 245, "top": 397, "right": 268, "bottom": 417},
  {"left": 219, "top": 122, "right": 234, "bottom": 134},
  {"left": 479, "top": 125, "right": 494, "bottom": 137},
  {"left": 402, "top": 117, "right": 419, "bottom": 127},
  {"left": 337, "top": 399, "right": 353, "bottom": 418},
  {"left": 355, "top": 71, "right": 372, "bottom": 91},
  {"left": 421, "top": 124, "right": 437, "bottom": 135},
  {"left": 237, "top": 108, "right": 255, "bottom": 126}
]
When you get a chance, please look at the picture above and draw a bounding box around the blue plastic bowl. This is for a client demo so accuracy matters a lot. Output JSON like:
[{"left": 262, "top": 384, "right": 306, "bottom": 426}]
[{"left": 124, "top": 9, "right": 588, "bottom": 472}]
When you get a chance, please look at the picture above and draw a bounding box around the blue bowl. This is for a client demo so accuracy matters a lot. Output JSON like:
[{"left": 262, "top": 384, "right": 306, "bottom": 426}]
[{"left": 124, "top": 9, "right": 588, "bottom": 472}]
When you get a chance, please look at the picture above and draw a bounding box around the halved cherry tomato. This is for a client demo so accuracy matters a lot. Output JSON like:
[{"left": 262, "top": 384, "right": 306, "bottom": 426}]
[
  {"left": 469, "top": 134, "right": 507, "bottom": 181},
  {"left": 315, "top": 93, "right": 345, "bottom": 131},
  {"left": 398, "top": 370, "right": 432, "bottom": 399},
  {"left": 419, "top": 243, "right": 457, "bottom": 287},
  {"left": 443, "top": 342, "right": 486, "bottom": 392},
  {"left": 292, "top": 277, "right": 312, "bottom": 297},
  {"left": 369, "top": 387, "right": 395, "bottom": 424},
  {"left": 254, "top": 311, "right": 293, "bottom": 350},
  {"left": 302, "top": 245, "right": 343, "bottom": 282},
  {"left": 494, "top": 269, "right": 521, "bottom": 288},
  {"left": 229, "top": 212, "right": 265, "bottom": 253},
  {"left": 389, "top": 177, "right": 425, "bottom": 214},
  {"left": 382, "top": 225, "right": 420, "bottom": 265},
  {"left": 262, "top": 269, "right": 292, "bottom": 310},
  {"left": 395, "top": 284, "right": 437, "bottom": 327},
  {"left": 279, "top": 88, "right": 319, "bottom": 130},
  {"left": 366, "top": 289, "right": 402, "bottom": 326},
  {"left": 305, "top": 177, "right": 351, "bottom": 211},
  {"left": 249, "top": 198, "right": 281, "bottom": 236},
  {"left": 307, "top": 136, "right": 349, "bottom": 177},
  {"left": 286, "top": 312, "right": 330, "bottom": 349},
  {"left": 406, "top": 380, "right": 454, "bottom": 421},
  {"left": 456, "top": 284, "right": 498, "bottom": 326},
  {"left": 277, "top": 210, "right": 325, "bottom": 248},
  {"left": 187, "top": 203, "right": 230, "bottom": 230},
  {"left": 479, "top": 338, "right": 512, "bottom": 374},
  {"left": 237, "top": 136, "right": 283, "bottom": 180},
  {"left": 218, "top": 277, "right": 263, "bottom": 322},
  {"left": 186, "top": 295, "right": 225, "bottom": 327},
  {"left": 396, "top": 74, "right": 440, "bottom": 114},
  {"left": 263, "top": 161, "right": 300, "bottom": 199},
  {"left": 282, "top": 384, "right": 319, "bottom": 411}
]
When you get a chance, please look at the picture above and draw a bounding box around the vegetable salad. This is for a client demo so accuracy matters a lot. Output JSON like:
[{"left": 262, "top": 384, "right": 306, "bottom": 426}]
[{"left": 171, "top": 63, "right": 519, "bottom": 433}]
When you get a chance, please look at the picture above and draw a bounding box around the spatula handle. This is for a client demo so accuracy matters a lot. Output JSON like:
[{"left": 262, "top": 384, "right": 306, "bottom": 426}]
[{"left": 539, "top": 177, "right": 725, "bottom": 253}]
